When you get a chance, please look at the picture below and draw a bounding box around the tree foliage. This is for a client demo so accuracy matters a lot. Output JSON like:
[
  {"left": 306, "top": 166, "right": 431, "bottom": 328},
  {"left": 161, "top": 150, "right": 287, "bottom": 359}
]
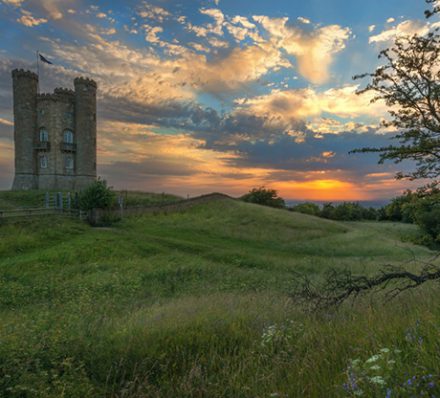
[
  {"left": 425, "top": 0, "right": 440, "bottom": 18},
  {"left": 289, "top": 202, "right": 321, "bottom": 216},
  {"left": 291, "top": 202, "right": 377, "bottom": 221},
  {"left": 79, "top": 178, "right": 115, "bottom": 211},
  {"left": 352, "top": 30, "right": 440, "bottom": 184},
  {"left": 241, "top": 187, "right": 285, "bottom": 208}
]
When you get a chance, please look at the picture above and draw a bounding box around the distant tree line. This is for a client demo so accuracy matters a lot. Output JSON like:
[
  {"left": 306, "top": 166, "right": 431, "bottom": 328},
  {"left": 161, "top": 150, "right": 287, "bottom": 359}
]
[{"left": 241, "top": 186, "right": 440, "bottom": 244}]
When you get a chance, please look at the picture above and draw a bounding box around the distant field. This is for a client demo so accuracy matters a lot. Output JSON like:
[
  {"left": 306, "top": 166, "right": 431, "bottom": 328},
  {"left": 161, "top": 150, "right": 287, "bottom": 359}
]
[{"left": 0, "top": 197, "right": 439, "bottom": 397}]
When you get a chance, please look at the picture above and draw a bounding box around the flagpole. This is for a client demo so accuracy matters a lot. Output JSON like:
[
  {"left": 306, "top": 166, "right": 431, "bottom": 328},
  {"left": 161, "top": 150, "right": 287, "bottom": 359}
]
[{"left": 36, "top": 50, "right": 40, "bottom": 93}]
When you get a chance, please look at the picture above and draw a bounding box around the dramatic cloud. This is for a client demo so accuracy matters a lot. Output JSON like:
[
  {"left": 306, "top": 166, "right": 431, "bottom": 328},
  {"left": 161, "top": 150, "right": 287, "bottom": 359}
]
[
  {"left": 253, "top": 16, "right": 351, "bottom": 84},
  {"left": 233, "top": 85, "right": 386, "bottom": 127}
]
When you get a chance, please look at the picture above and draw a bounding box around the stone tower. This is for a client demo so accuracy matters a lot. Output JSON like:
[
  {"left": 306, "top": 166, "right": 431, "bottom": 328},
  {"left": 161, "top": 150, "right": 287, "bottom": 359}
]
[{"left": 11, "top": 69, "right": 97, "bottom": 190}]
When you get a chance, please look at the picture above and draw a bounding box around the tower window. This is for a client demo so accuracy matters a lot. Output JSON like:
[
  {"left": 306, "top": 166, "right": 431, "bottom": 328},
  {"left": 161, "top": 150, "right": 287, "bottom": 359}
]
[
  {"left": 65, "top": 155, "right": 74, "bottom": 170},
  {"left": 39, "top": 128, "right": 48, "bottom": 142},
  {"left": 63, "top": 129, "right": 74, "bottom": 144},
  {"left": 39, "top": 155, "right": 48, "bottom": 169}
]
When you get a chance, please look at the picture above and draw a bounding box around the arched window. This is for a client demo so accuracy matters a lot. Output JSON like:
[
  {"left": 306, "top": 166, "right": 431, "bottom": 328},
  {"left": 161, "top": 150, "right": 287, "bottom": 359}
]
[
  {"left": 39, "top": 128, "right": 48, "bottom": 142},
  {"left": 63, "top": 129, "right": 74, "bottom": 144}
]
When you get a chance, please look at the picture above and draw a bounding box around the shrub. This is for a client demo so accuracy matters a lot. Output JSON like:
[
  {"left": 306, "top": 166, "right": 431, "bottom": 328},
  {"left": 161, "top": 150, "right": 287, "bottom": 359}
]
[
  {"left": 413, "top": 193, "right": 440, "bottom": 242},
  {"left": 241, "top": 187, "right": 285, "bottom": 208},
  {"left": 290, "top": 202, "right": 320, "bottom": 216},
  {"left": 79, "top": 178, "right": 115, "bottom": 211}
]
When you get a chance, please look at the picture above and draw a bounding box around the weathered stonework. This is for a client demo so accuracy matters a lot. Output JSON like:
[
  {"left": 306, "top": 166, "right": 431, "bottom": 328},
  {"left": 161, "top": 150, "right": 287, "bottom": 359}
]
[{"left": 11, "top": 69, "right": 97, "bottom": 191}]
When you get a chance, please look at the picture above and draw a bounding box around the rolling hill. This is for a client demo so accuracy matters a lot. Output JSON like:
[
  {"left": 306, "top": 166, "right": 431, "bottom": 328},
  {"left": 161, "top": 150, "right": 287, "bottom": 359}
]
[{"left": 0, "top": 197, "right": 439, "bottom": 397}]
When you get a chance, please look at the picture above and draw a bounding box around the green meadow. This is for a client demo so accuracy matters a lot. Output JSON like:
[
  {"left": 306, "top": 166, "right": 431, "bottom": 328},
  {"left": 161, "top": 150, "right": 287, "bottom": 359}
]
[{"left": 0, "top": 196, "right": 439, "bottom": 397}]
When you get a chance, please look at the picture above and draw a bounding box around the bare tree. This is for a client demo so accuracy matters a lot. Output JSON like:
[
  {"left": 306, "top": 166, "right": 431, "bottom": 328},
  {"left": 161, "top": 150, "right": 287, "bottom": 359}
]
[{"left": 291, "top": 254, "right": 440, "bottom": 311}]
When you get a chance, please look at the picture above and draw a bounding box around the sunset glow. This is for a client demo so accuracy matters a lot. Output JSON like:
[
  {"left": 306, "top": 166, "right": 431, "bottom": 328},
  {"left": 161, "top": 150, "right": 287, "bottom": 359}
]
[{"left": 0, "top": 0, "right": 437, "bottom": 201}]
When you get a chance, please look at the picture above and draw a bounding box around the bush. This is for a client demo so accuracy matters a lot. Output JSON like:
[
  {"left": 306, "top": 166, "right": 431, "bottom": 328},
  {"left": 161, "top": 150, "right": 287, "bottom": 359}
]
[
  {"left": 79, "top": 178, "right": 115, "bottom": 211},
  {"left": 241, "top": 187, "right": 285, "bottom": 208},
  {"left": 290, "top": 202, "right": 320, "bottom": 216},
  {"left": 413, "top": 193, "right": 440, "bottom": 242}
]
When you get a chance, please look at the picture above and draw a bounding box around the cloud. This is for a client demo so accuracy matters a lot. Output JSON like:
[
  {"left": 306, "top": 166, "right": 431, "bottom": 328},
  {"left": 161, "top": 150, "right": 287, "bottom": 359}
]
[
  {"left": 369, "top": 19, "right": 438, "bottom": 43},
  {"left": 233, "top": 85, "right": 386, "bottom": 126},
  {"left": 144, "top": 25, "right": 163, "bottom": 43},
  {"left": 253, "top": 16, "right": 351, "bottom": 84},
  {"left": 368, "top": 24, "right": 376, "bottom": 32},
  {"left": 0, "top": 117, "right": 13, "bottom": 127},
  {"left": 386, "top": 17, "right": 395, "bottom": 23},
  {"left": 17, "top": 10, "right": 48, "bottom": 27},
  {"left": 1, "top": 0, "right": 24, "bottom": 5},
  {"left": 199, "top": 8, "right": 225, "bottom": 36},
  {"left": 137, "top": 4, "right": 170, "bottom": 22},
  {"left": 297, "top": 17, "right": 311, "bottom": 24}
]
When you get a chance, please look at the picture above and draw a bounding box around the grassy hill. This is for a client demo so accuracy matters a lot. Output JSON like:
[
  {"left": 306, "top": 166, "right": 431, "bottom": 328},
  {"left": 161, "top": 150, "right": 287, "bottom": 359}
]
[{"left": 0, "top": 197, "right": 439, "bottom": 397}]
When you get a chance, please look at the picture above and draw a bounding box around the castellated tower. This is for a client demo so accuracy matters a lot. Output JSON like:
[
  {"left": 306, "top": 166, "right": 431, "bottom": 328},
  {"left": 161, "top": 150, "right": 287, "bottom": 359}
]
[
  {"left": 11, "top": 69, "right": 97, "bottom": 190},
  {"left": 12, "top": 70, "right": 38, "bottom": 190}
]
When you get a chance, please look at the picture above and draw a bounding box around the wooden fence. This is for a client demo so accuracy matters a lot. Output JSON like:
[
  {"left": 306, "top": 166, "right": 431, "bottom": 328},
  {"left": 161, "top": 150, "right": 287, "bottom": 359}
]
[{"left": 0, "top": 192, "right": 233, "bottom": 224}]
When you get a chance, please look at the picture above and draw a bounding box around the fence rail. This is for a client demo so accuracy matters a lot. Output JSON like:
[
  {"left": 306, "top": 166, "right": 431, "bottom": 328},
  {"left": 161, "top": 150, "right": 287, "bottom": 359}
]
[
  {"left": 0, "top": 208, "right": 79, "bottom": 219},
  {"left": 0, "top": 192, "right": 232, "bottom": 223}
]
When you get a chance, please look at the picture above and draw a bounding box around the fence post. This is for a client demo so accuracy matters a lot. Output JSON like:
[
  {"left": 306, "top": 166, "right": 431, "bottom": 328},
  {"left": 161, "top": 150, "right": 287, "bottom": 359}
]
[
  {"left": 57, "top": 192, "right": 63, "bottom": 210},
  {"left": 45, "top": 192, "right": 50, "bottom": 209},
  {"left": 66, "top": 192, "right": 71, "bottom": 210},
  {"left": 74, "top": 192, "right": 79, "bottom": 209},
  {"left": 118, "top": 195, "right": 124, "bottom": 218}
]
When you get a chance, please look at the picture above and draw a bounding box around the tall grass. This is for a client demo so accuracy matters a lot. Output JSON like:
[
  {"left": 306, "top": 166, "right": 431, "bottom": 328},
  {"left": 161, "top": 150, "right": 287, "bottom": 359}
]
[{"left": 0, "top": 198, "right": 438, "bottom": 397}]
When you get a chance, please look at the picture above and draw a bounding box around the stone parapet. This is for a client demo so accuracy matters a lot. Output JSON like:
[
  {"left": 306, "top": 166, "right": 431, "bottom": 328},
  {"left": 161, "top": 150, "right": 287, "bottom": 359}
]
[
  {"left": 74, "top": 76, "right": 97, "bottom": 88},
  {"left": 12, "top": 69, "right": 38, "bottom": 81}
]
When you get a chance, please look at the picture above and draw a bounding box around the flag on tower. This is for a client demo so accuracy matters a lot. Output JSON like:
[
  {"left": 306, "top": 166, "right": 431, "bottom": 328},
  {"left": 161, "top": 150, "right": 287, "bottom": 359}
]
[{"left": 39, "top": 53, "right": 53, "bottom": 65}]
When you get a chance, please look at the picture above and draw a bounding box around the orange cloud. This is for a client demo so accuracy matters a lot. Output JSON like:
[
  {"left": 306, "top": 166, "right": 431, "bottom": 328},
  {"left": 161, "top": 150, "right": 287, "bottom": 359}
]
[{"left": 253, "top": 16, "right": 351, "bottom": 84}]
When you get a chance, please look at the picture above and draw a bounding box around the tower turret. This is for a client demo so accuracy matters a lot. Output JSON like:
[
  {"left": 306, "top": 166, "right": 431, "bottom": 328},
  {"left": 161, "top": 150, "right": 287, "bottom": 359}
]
[
  {"left": 12, "top": 69, "right": 38, "bottom": 190},
  {"left": 74, "top": 77, "right": 97, "bottom": 188}
]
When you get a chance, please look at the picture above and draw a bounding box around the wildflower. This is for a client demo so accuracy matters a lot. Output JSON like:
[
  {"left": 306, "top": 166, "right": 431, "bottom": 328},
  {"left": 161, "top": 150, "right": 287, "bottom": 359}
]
[
  {"left": 369, "top": 376, "right": 386, "bottom": 385},
  {"left": 369, "top": 365, "right": 381, "bottom": 371},
  {"left": 380, "top": 348, "right": 390, "bottom": 353},
  {"left": 386, "top": 389, "right": 392, "bottom": 398},
  {"left": 365, "top": 354, "right": 381, "bottom": 363}
]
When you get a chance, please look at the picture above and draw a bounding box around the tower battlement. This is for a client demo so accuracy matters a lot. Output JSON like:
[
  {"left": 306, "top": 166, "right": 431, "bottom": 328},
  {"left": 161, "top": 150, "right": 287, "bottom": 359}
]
[
  {"left": 54, "top": 87, "right": 75, "bottom": 96},
  {"left": 12, "top": 69, "right": 38, "bottom": 81},
  {"left": 11, "top": 69, "right": 97, "bottom": 191},
  {"left": 74, "top": 76, "right": 97, "bottom": 88}
]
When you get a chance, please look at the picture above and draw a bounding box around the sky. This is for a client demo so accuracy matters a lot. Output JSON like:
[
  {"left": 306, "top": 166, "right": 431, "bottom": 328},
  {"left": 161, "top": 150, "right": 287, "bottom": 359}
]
[{"left": 0, "top": 0, "right": 438, "bottom": 201}]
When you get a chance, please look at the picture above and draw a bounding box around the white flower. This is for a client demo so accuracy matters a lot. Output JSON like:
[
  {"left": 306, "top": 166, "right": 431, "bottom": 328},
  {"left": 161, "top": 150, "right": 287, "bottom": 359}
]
[
  {"left": 369, "top": 376, "right": 386, "bottom": 385},
  {"left": 380, "top": 348, "right": 390, "bottom": 353},
  {"left": 365, "top": 354, "right": 381, "bottom": 363},
  {"left": 369, "top": 365, "right": 381, "bottom": 371}
]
